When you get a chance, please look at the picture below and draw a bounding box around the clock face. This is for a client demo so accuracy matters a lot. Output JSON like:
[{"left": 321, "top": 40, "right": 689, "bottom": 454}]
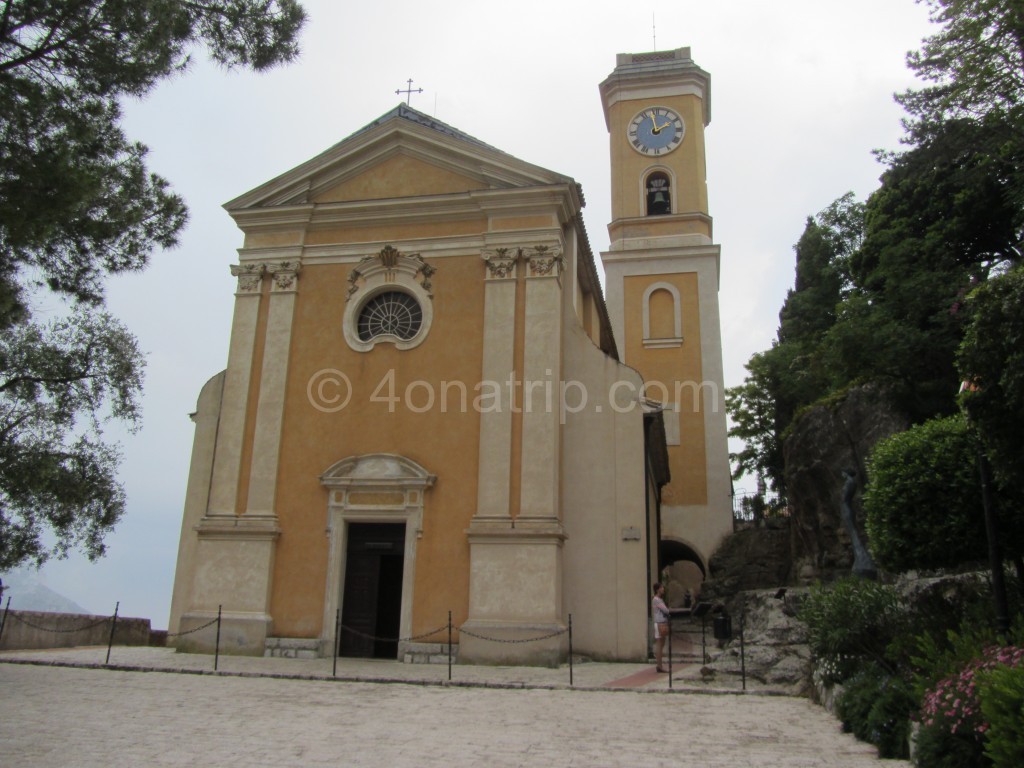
[{"left": 628, "top": 107, "right": 685, "bottom": 156}]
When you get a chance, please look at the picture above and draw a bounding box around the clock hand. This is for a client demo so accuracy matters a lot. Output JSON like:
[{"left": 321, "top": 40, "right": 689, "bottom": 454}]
[{"left": 649, "top": 111, "right": 662, "bottom": 135}]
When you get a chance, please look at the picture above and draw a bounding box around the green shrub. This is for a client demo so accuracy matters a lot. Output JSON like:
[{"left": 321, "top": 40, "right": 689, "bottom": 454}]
[
  {"left": 837, "top": 663, "right": 914, "bottom": 759},
  {"left": 864, "top": 414, "right": 988, "bottom": 572},
  {"left": 980, "top": 664, "right": 1024, "bottom": 768},
  {"left": 799, "top": 577, "right": 901, "bottom": 683},
  {"left": 888, "top": 576, "right": 998, "bottom": 675},
  {"left": 915, "top": 722, "right": 990, "bottom": 768}
]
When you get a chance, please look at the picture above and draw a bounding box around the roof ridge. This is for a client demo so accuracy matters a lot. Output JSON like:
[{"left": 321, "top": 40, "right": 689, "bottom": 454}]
[{"left": 347, "top": 103, "right": 506, "bottom": 154}]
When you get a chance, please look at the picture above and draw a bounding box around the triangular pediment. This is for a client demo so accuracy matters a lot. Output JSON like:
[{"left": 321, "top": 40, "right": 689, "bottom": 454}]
[
  {"left": 225, "top": 104, "right": 572, "bottom": 212},
  {"left": 311, "top": 152, "right": 488, "bottom": 204}
]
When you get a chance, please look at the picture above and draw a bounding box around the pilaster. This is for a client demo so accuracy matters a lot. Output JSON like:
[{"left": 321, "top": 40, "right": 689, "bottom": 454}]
[
  {"left": 519, "top": 245, "right": 564, "bottom": 522},
  {"left": 473, "top": 247, "right": 519, "bottom": 520},
  {"left": 461, "top": 244, "right": 568, "bottom": 666},
  {"left": 244, "top": 259, "right": 300, "bottom": 518},
  {"left": 206, "top": 263, "right": 265, "bottom": 517}
]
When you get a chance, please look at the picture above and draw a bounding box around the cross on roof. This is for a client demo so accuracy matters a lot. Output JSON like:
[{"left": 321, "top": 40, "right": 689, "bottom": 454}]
[{"left": 396, "top": 78, "right": 423, "bottom": 106}]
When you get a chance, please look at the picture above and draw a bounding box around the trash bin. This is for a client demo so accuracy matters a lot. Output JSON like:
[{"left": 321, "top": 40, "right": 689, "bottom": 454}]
[{"left": 712, "top": 614, "right": 732, "bottom": 640}]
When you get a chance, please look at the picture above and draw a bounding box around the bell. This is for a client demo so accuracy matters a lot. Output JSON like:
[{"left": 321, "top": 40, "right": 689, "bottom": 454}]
[{"left": 649, "top": 190, "right": 669, "bottom": 215}]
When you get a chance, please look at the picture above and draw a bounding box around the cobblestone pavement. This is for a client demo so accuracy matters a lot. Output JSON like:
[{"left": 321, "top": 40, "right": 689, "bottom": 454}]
[{"left": 0, "top": 648, "right": 908, "bottom": 767}]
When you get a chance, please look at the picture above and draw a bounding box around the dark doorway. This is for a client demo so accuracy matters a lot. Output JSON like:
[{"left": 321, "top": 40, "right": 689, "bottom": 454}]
[{"left": 340, "top": 522, "right": 406, "bottom": 659}]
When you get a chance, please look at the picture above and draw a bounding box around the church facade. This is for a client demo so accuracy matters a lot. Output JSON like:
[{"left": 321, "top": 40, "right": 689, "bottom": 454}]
[{"left": 168, "top": 48, "right": 731, "bottom": 665}]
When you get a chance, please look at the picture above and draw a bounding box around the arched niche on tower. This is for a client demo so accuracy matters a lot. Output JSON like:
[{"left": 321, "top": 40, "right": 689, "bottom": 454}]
[{"left": 641, "top": 281, "right": 683, "bottom": 349}]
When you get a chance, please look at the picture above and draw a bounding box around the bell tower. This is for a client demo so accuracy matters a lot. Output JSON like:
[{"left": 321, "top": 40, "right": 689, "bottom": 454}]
[{"left": 599, "top": 48, "right": 732, "bottom": 584}]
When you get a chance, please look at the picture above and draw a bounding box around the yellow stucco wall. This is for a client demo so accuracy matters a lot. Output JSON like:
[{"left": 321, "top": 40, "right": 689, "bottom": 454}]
[
  {"left": 313, "top": 153, "right": 489, "bottom": 203},
  {"left": 622, "top": 272, "right": 707, "bottom": 506},
  {"left": 267, "top": 254, "right": 486, "bottom": 639},
  {"left": 605, "top": 93, "right": 709, "bottom": 225}
]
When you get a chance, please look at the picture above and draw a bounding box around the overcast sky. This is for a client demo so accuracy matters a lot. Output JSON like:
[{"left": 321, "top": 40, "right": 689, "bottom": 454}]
[{"left": 10, "top": 0, "right": 937, "bottom": 624}]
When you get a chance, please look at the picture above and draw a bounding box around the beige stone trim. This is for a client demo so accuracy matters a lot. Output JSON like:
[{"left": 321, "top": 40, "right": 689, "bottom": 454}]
[
  {"left": 641, "top": 280, "right": 683, "bottom": 348},
  {"left": 319, "top": 454, "right": 436, "bottom": 657},
  {"left": 268, "top": 260, "right": 300, "bottom": 292},
  {"left": 343, "top": 245, "right": 435, "bottom": 352},
  {"left": 231, "top": 263, "right": 265, "bottom": 294},
  {"left": 519, "top": 247, "right": 563, "bottom": 521},
  {"left": 244, "top": 260, "right": 300, "bottom": 518},
  {"left": 481, "top": 247, "right": 518, "bottom": 280},
  {"left": 168, "top": 371, "right": 225, "bottom": 635},
  {"left": 523, "top": 245, "right": 564, "bottom": 279},
  {"left": 206, "top": 265, "right": 265, "bottom": 517},
  {"left": 474, "top": 253, "right": 517, "bottom": 519}
]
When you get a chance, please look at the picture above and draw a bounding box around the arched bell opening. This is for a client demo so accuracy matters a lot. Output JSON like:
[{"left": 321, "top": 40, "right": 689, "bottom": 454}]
[{"left": 645, "top": 171, "right": 672, "bottom": 216}]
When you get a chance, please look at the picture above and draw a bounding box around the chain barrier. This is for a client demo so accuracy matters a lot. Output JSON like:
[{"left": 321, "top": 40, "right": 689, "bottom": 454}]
[
  {"left": 6, "top": 612, "right": 112, "bottom": 634},
  {"left": 335, "top": 614, "right": 575, "bottom": 685},
  {"left": 457, "top": 625, "right": 569, "bottom": 644},
  {"left": 164, "top": 617, "right": 220, "bottom": 639},
  {"left": 2, "top": 603, "right": 580, "bottom": 687},
  {"left": 338, "top": 622, "right": 449, "bottom": 644}
]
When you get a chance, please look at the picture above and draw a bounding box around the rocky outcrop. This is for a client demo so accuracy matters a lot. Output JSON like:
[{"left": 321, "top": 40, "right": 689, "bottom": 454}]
[
  {"left": 701, "top": 519, "right": 792, "bottom": 602},
  {"left": 684, "top": 385, "right": 910, "bottom": 695},
  {"left": 673, "top": 588, "right": 812, "bottom": 696},
  {"left": 783, "top": 384, "right": 907, "bottom": 583},
  {"left": 701, "top": 384, "right": 907, "bottom": 600}
]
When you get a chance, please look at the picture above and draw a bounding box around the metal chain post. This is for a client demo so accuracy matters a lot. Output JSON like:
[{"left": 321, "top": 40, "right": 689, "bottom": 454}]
[
  {"left": 568, "top": 613, "right": 573, "bottom": 687},
  {"left": 0, "top": 596, "right": 11, "bottom": 646},
  {"left": 667, "top": 612, "right": 673, "bottom": 689},
  {"left": 333, "top": 608, "right": 341, "bottom": 677},
  {"left": 105, "top": 602, "right": 119, "bottom": 665},
  {"left": 214, "top": 605, "right": 222, "bottom": 671},
  {"left": 740, "top": 602, "right": 746, "bottom": 692}
]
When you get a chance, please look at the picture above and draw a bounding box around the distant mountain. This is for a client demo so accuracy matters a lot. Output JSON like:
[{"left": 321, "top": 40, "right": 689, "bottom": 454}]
[{"left": 0, "top": 567, "right": 93, "bottom": 614}]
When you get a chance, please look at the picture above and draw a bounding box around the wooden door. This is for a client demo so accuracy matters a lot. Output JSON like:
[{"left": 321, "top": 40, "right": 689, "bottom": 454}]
[{"left": 339, "top": 523, "right": 406, "bottom": 658}]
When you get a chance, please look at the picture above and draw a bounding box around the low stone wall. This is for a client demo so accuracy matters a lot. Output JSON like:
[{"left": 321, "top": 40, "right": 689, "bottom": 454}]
[
  {"left": 0, "top": 610, "right": 152, "bottom": 651},
  {"left": 687, "top": 588, "right": 813, "bottom": 696}
]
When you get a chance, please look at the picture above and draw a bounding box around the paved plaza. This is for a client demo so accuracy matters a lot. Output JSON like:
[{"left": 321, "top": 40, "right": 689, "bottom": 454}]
[{"left": 0, "top": 648, "right": 907, "bottom": 767}]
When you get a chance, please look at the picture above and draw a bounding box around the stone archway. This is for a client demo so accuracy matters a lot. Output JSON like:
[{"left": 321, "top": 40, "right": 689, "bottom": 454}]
[{"left": 660, "top": 538, "right": 706, "bottom": 607}]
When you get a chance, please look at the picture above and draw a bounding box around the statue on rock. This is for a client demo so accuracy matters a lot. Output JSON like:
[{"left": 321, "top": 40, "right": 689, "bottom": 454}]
[{"left": 841, "top": 468, "right": 877, "bottom": 579}]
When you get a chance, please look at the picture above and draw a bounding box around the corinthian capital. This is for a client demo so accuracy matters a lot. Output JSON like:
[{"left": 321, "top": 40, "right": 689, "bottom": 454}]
[
  {"left": 481, "top": 247, "right": 519, "bottom": 279},
  {"left": 230, "top": 263, "right": 265, "bottom": 293},
  {"left": 267, "top": 260, "right": 301, "bottom": 292},
  {"left": 524, "top": 245, "right": 564, "bottom": 278}
]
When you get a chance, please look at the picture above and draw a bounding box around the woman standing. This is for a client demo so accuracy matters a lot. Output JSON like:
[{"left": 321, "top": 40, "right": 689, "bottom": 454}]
[{"left": 652, "top": 582, "right": 671, "bottom": 672}]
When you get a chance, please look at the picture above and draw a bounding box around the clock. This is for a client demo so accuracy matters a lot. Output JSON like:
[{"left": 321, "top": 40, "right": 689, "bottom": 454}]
[{"left": 627, "top": 107, "right": 684, "bottom": 156}]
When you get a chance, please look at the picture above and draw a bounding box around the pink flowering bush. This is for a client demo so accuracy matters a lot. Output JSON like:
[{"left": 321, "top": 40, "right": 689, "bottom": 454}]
[{"left": 915, "top": 645, "right": 1024, "bottom": 768}]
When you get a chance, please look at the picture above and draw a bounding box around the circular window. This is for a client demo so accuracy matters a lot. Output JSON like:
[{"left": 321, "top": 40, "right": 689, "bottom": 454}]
[{"left": 357, "top": 291, "right": 423, "bottom": 342}]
